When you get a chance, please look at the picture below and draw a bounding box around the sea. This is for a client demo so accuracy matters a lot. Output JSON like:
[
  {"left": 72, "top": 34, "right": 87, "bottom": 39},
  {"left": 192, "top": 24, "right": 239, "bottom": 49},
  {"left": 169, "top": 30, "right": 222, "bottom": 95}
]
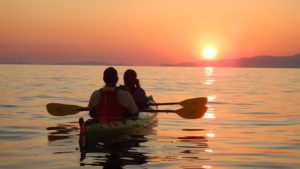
[{"left": 0, "top": 64, "right": 299, "bottom": 169}]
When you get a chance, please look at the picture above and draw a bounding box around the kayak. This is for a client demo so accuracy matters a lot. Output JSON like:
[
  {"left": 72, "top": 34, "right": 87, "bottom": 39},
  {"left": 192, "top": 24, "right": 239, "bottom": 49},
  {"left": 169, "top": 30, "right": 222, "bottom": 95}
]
[
  {"left": 79, "top": 97, "right": 157, "bottom": 141},
  {"left": 78, "top": 97, "right": 157, "bottom": 161},
  {"left": 79, "top": 112, "right": 157, "bottom": 140}
]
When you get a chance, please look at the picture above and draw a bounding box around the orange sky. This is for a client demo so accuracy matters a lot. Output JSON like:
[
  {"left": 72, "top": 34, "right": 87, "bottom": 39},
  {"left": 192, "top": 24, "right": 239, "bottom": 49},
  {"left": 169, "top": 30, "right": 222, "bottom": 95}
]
[{"left": 0, "top": 0, "right": 299, "bottom": 65}]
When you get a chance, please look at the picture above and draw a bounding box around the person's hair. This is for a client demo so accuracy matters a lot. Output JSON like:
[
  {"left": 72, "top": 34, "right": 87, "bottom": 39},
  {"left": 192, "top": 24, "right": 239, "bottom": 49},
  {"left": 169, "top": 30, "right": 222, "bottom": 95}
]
[
  {"left": 103, "top": 67, "right": 118, "bottom": 84},
  {"left": 124, "top": 69, "right": 137, "bottom": 86}
]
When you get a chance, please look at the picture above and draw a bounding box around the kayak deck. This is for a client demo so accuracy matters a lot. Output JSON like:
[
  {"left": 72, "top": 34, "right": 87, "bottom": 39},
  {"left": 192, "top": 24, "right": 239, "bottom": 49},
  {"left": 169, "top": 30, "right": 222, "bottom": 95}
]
[{"left": 80, "top": 111, "right": 157, "bottom": 138}]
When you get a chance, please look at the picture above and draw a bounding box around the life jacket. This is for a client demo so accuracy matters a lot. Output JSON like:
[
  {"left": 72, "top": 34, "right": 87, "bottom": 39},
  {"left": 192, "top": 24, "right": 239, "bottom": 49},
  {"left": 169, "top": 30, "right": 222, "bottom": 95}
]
[{"left": 95, "top": 89, "right": 127, "bottom": 123}]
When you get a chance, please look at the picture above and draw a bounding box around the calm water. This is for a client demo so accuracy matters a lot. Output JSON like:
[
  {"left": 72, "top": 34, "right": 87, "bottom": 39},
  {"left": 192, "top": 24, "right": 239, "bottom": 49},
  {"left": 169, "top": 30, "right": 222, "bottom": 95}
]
[{"left": 0, "top": 65, "right": 299, "bottom": 169}]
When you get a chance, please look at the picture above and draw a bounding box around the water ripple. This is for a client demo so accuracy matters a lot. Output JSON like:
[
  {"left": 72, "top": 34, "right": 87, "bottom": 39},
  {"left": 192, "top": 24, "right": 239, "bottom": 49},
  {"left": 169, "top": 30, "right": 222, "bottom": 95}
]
[{"left": 0, "top": 126, "right": 40, "bottom": 141}]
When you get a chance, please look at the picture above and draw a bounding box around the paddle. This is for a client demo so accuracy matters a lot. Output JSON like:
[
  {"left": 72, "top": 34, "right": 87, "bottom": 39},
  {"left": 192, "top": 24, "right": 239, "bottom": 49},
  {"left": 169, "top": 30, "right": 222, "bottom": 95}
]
[
  {"left": 144, "top": 106, "right": 208, "bottom": 119},
  {"left": 46, "top": 103, "right": 88, "bottom": 116},
  {"left": 148, "top": 97, "right": 207, "bottom": 107},
  {"left": 46, "top": 103, "right": 208, "bottom": 119}
]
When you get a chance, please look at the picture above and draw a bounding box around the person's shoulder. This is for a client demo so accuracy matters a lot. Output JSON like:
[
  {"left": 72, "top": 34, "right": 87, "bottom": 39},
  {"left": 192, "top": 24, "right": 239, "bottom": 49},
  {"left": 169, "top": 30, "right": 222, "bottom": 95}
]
[
  {"left": 90, "top": 88, "right": 102, "bottom": 96},
  {"left": 92, "top": 88, "right": 102, "bottom": 93},
  {"left": 117, "top": 88, "right": 132, "bottom": 96},
  {"left": 117, "top": 88, "right": 130, "bottom": 94},
  {"left": 118, "top": 85, "right": 128, "bottom": 91}
]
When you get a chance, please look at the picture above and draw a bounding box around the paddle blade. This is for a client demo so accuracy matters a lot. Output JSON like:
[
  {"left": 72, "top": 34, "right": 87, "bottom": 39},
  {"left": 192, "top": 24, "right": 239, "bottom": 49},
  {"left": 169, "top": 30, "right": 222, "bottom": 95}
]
[
  {"left": 175, "top": 106, "right": 208, "bottom": 119},
  {"left": 179, "top": 97, "right": 208, "bottom": 107},
  {"left": 46, "top": 103, "right": 84, "bottom": 116}
]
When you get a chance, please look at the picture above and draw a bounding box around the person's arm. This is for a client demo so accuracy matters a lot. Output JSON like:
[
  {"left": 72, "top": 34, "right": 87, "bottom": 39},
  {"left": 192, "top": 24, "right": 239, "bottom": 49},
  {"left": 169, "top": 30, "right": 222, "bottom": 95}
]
[
  {"left": 135, "top": 79, "right": 142, "bottom": 89},
  {"left": 136, "top": 79, "right": 148, "bottom": 104},
  {"left": 124, "top": 91, "right": 139, "bottom": 116},
  {"left": 133, "top": 88, "right": 148, "bottom": 109},
  {"left": 88, "top": 90, "right": 100, "bottom": 118}
]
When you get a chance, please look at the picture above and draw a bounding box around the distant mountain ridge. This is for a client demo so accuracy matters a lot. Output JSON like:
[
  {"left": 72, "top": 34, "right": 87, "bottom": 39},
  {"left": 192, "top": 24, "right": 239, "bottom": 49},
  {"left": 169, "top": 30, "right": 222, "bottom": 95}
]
[
  {"left": 0, "top": 60, "right": 129, "bottom": 66},
  {"left": 161, "top": 53, "right": 300, "bottom": 68},
  {"left": 1, "top": 53, "right": 299, "bottom": 68},
  {"left": 59, "top": 61, "right": 129, "bottom": 66}
]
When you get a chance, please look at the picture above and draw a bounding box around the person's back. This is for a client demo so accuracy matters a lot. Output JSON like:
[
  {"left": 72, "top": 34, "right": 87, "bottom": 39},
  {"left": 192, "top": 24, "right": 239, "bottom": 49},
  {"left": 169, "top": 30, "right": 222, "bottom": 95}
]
[
  {"left": 88, "top": 67, "right": 138, "bottom": 123},
  {"left": 122, "top": 69, "right": 148, "bottom": 110}
]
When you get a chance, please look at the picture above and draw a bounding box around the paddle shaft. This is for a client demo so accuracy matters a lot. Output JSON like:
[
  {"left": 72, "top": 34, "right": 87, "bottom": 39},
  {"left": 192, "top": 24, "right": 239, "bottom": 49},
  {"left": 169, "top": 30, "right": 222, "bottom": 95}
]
[
  {"left": 75, "top": 107, "right": 175, "bottom": 113},
  {"left": 148, "top": 102, "right": 179, "bottom": 106},
  {"left": 143, "top": 109, "right": 175, "bottom": 113},
  {"left": 148, "top": 97, "right": 207, "bottom": 106},
  {"left": 69, "top": 98, "right": 207, "bottom": 114},
  {"left": 76, "top": 102, "right": 179, "bottom": 112},
  {"left": 77, "top": 107, "right": 89, "bottom": 111}
]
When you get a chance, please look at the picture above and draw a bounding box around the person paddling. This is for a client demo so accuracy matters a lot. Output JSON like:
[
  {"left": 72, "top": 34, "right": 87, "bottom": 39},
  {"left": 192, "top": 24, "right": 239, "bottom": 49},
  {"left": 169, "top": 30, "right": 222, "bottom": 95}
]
[
  {"left": 88, "top": 67, "right": 139, "bottom": 123},
  {"left": 120, "top": 69, "right": 148, "bottom": 110}
]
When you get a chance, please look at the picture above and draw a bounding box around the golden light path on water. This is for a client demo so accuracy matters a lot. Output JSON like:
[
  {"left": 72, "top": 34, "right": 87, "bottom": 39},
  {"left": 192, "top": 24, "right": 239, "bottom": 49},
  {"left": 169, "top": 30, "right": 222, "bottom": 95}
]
[
  {"left": 204, "top": 67, "right": 217, "bottom": 121},
  {"left": 203, "top": 67, "right": 216, "bottom": 169}
]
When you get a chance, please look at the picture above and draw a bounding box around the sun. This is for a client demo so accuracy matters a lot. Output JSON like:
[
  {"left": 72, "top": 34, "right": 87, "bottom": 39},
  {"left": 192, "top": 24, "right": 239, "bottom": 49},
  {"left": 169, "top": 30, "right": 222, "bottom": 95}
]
[{"left": 202, "top": 46, "right": 217, "bottom": 60}]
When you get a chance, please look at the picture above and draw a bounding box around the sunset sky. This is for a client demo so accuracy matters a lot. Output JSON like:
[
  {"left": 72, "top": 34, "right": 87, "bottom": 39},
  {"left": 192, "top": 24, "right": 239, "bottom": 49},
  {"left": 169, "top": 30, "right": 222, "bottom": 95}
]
[{"left": 0, "top": 0, "right": 299, "bottom": 65}]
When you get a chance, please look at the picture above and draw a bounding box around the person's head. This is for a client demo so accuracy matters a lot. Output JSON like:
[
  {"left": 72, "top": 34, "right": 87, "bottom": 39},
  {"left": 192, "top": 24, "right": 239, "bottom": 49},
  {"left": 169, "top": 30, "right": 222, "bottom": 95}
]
[
  {"left": 124, "top": 69, "right": 137, "bottom": 86},
  {"left": 103, "top": 67, "right": 118, "bottom": 86}
]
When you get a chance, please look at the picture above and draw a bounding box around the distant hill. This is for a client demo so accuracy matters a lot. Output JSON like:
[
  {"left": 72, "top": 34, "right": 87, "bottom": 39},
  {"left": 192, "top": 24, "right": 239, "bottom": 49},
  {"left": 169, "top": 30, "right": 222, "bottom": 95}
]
[
  {"left": 161, "top": 53, "right": 300, "bottom": 68},
  {"left": 1, "top": 54, "right": 299, "bottom": 68},
  {"left": 59, "top": 61, "right": 129, "bottom": 66},
  {"left": 0, "top": 60, "right": 129, "bottom": 66}
]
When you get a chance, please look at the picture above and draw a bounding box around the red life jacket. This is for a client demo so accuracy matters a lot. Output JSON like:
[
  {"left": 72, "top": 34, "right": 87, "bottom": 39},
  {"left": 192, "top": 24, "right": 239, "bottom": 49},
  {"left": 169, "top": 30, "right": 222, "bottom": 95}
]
[{"left": 95, "top": 89, "right": 127, "bottom": 123}]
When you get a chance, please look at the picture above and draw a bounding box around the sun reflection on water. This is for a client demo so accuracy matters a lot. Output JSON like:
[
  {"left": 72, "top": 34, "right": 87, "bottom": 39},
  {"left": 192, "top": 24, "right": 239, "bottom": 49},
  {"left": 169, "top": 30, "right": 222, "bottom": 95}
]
[
  {"left": 204, "top": 67, "right": 215, "bottom": 85},
  {"left": 204, "top": 107, "right": 216, "bottom": 119},
  {"left": 207, "top": 95, "right": 217, "bottom": 102},
  {"left": 204, "top": 113, "right": 216, "bottom": 119},
  {"left": 204, "top": 95, "right": 216, "bottom": 119},
  {"left": 206, "top": 132, "right": 215, "bottom": 138},
  {"left": 204, "top": 67, "right": 214, "bottom": 76},
  {"left": 205, "top": 149, "right": 213, "bottom": 153}
]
